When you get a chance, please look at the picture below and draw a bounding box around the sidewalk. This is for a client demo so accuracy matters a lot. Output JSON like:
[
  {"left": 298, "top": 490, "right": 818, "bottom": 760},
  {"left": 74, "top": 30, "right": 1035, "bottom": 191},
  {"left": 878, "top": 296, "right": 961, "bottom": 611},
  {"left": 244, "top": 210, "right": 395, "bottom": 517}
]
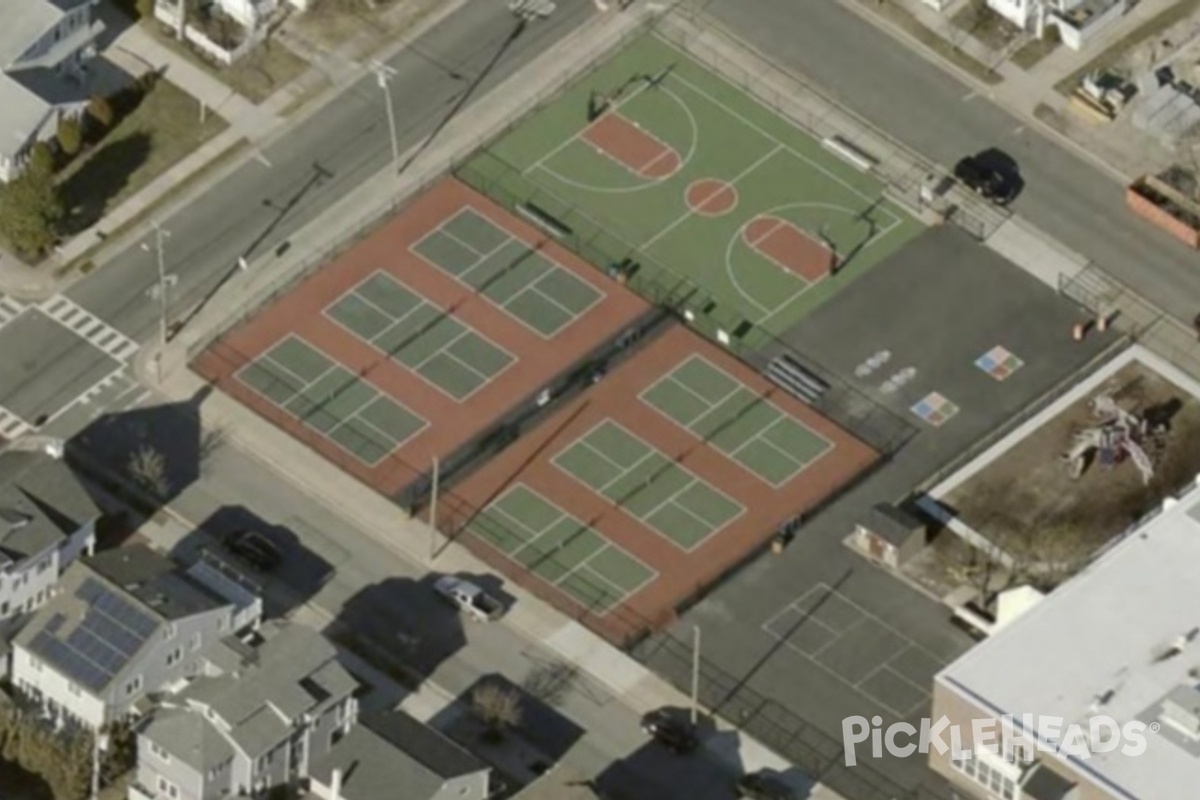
[
  {"left": 128, "top": 4, "right": 851, "bottom": 797},
  {"left": 0, "top": 0, "right": 471, "bottom": 300}
]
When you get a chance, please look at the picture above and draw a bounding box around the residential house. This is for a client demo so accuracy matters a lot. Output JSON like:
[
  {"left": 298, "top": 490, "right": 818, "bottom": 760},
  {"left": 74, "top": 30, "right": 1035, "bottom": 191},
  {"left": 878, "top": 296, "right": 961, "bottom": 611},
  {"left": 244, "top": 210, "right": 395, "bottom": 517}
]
[
  {"left": 985, "top": 0, "right": 1128, "bottom": 50},
  {"left": 931, "top": 477, "right": 1200, "bottom": 800},
  {"left": 131, "top": 620, "right": 358, "bottom": 800},
  {"left": 0, "top": 443, "right": 101, "bottom": 622},
  {"left": 9, "top": 544, "right": 262, "bottom": 729},
  {"left": 306, "top": 710, "right": 491, "bottom": 800},
  {"left": 0, "top": 0, "right": 105, "bottom": 182}
]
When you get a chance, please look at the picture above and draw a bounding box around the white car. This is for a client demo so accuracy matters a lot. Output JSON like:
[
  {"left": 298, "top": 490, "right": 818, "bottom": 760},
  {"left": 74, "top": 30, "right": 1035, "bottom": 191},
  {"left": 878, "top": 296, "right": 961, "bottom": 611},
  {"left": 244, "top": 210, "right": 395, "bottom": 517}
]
[{"left": 433, "top": 576, "right": 503, "bottom": 622}]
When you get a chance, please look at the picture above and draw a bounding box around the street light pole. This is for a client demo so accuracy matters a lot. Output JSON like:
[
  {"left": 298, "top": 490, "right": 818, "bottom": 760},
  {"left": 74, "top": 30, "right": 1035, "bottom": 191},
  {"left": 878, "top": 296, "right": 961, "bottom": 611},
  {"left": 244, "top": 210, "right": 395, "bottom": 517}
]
[
  {"left": 371, "top": 60, "right": 400, "bottom": 174},
  {"left": 90, "top": 732, "right": 108, "bottom": 800},
  {"left": 429, "top": 455, "right": 440, "bottom": 563},
  {"left": 140, "top": 223, "right": 171, "bottom": 383},
  {"left": 691, "top": 624, "right": 701, "bottom": 725}
]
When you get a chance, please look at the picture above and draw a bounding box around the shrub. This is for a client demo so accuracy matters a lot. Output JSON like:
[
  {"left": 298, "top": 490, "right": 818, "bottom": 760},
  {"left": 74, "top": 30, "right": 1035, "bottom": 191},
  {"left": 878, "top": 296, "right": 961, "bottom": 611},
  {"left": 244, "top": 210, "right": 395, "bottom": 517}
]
[
  {"left": 86, "top": 96, "right": 115, "bottom": 130},
  {"left": 56, "top": 117, "right": 83, "bottom": 157}
]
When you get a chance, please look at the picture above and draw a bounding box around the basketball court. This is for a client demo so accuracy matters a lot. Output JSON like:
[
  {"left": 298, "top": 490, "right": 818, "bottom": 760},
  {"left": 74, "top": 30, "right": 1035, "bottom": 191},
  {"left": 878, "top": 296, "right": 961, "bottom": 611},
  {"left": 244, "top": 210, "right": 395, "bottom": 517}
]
[
  {"left": 193, "top": 179, "right": 651, "bottom": 496},
  {"left": 461, "top": 32, "right": 922, "bottom": 334}
]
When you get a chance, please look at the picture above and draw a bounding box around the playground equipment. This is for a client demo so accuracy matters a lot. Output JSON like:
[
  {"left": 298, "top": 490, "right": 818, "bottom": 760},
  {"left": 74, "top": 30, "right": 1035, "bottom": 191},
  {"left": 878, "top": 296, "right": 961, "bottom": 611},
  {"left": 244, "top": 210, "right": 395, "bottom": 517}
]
[{"left": 1062, "top": 393, "right": 1160, "bottom": 485}]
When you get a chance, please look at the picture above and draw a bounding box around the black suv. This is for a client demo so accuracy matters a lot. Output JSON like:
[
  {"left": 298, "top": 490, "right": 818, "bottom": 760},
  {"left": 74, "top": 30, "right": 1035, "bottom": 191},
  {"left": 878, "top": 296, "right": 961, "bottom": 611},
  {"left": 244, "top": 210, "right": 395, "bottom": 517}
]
[
  {"left": 953, "top": 149, "right": 1021, "bottom": 205},
  {"left": 222, "top": 530, "right": 283, "bottom": 571},
  {"left": 735, "top": 771, "right": 795, "bottom": 800},
  {"left": 640, "top": 709, "right": 699, "bottom": 754}
]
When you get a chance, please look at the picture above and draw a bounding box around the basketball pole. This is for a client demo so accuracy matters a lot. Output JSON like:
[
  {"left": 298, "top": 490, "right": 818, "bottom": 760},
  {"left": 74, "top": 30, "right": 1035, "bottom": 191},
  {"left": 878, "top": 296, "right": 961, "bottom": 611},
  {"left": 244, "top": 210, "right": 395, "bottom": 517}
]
[{"left": 429, "top": 455, "right": 440, "bottom": 564}]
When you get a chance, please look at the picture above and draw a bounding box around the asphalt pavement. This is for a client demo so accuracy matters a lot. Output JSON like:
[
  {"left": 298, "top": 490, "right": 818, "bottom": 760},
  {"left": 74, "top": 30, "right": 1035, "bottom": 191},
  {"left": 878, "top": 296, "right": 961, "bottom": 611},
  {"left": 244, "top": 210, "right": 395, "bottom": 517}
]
[
  {"left": 71, "top": 0, "right": 596, "bottom": 347},
  {"left": 706, "top": 0, "right": 1200, "bottom": 322}
]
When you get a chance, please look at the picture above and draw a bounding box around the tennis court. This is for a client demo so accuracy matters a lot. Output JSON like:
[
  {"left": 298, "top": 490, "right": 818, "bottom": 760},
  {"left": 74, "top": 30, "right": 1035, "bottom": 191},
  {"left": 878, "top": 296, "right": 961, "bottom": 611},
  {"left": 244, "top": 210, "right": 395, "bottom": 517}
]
[
  {"left": 442, "top": 325, "right": 881, "bottom": 645},
  {"left": 641, "top": 354, "right": 832, "bottom": 486},
  {"left": 468, "top": 483, "right": 656, "bottom": 612},
  {"left": 325, "top": 271, "right": 515, "bottom": 401},
  {"left": 552, "top": 420, "right": 743, "bottom": 551},
  {"left": 412, "top": 207, "right": 603, "bottom": 338},
  {"left": 237, "top": 335, "right": 427, "bottom": 465},
  {"left": 193, "top": 179, "right": 652, "bottom": 498},
  {"left": 460, "top": 33, "right": 922, "bottom": 334}
]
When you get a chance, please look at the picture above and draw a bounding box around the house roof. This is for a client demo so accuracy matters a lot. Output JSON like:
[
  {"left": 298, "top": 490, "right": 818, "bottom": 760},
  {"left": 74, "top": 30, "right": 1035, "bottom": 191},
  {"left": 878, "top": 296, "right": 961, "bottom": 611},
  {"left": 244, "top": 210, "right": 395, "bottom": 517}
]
[
  {"left": 309, "top": 711, "right": 489, "bottom": 800},
  {"left": 0, "top": 74, "right": 53, "bottom": 161},
  {"left": 173, "top": 621, "right": 357, "bottom": 764},
  {"left": 0, "top": 0, "right": 81, "bottom": 66},
  {"left": 141, "top": 707, "right": 236, "bottom": 773},
  {"left": 935, "top": 481, "right": 1200, "bottom": 800},
  {"left": 0, "top": 450, "right": 100, "bottom": 567},
  {"left": 13, "top": 545, "right": 231, "bottom": 695}
]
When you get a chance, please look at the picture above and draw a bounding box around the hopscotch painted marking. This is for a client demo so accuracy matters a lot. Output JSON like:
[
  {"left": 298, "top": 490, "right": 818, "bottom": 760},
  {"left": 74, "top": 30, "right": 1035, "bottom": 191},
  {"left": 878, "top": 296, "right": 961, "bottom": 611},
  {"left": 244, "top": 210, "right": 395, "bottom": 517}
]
[{"left": 37, "top": 296, "right": 139, "bottom": 361}]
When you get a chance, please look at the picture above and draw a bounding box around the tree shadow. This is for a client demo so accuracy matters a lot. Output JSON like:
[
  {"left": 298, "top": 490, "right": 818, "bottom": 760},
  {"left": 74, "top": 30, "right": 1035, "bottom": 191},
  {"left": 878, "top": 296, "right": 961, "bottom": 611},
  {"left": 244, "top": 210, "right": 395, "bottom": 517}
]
[
  {"left": 60, "top": 131, "right": 152, "bottom": 235},
  {"left": 333, "top": 574, "right": 467, "bottom": 683},
  {"left": 69, "top": 387, "right": 212, "bottom": 517}
]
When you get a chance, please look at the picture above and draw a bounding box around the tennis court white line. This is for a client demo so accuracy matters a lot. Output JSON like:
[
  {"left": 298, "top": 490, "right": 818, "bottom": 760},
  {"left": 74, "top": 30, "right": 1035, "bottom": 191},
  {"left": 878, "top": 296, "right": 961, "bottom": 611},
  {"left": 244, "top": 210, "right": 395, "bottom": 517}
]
[
  {"left": 322, "top": 388, "right": 389, "bottom": 439},
  {"left": 572, "top": 437, "right": 630, "bottom": 474},
  {"left": 594, "top": 444, "right": 661, "bottom": 496},
  {"left": 683, "top": 383, "right": 747, "bottom": 437},
  {"left": 525, "top": 80, "right": 654, "bottom": 177},
  {"left": 663, "top": 67, "right": 877, "bottom": 207},
  {"left": 439, "top": 225, "right": 491, "bottom": 259},
  {"left": 640, "top": 144, "right": 783, "bottom": 252},
  {"left": 526, "top": 284, "right": 580, "bottom": 319},
  {"left": 237, "top": 337, "right": 424, "bottom": 467}
]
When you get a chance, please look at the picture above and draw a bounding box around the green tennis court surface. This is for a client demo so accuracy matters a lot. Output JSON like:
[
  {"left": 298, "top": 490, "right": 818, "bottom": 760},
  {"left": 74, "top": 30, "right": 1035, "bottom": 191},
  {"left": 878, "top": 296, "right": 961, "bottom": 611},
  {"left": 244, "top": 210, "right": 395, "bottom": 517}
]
[
  {"left": 462, "top": 33, "right": 922, "bottom": 334},
  {"left": 412, "top": 207, "right": 604, "bottom": 338},
  {"left": 641, "top": 355, "right": 831, "bottom": 486},
  {"left": 325, "top": 271, "right": 515, "bottom": 401},
  {"left": 237, "top": 335, "right": 427, "bottom": 465},
  {"left": 468, "top": 484, "right": 656, "bottom": 612},
  {"left": 552, "top": 420, "right": 743, "bottom": 550}
]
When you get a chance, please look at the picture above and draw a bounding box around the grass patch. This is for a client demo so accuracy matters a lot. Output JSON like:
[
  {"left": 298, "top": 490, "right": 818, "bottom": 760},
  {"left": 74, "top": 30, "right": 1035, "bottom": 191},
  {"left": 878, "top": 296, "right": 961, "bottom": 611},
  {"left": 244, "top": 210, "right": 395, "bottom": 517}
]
[
  {"left": 1012, "top": 30, "right": 1062, "bottom": 70},
  {"left": 858, "top": 0, "right": 1002, "bottom": 85},
  {"left": 950, "top": 0, "right": 1022, "bottom": 52},
  {"left": 1054, "top": 0, "right": 1200, "bottom": 95},
  {"left": 149, "top": 23, "right": 308, "bottom": 103},
  {"left": 58, "top": 79, "right": 228, "bottom": 237}
]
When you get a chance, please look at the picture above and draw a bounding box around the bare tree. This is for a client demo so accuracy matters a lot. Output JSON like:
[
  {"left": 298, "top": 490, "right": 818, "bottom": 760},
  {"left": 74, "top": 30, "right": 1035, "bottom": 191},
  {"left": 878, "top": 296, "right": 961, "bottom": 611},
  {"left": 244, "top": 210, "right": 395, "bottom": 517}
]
[
  {"left": 934, "top": 536, "right": 1004, "bottom": 605},
  {"left": 470, "top": 682, "right": 522, "bottom": 741},
  {"left": 198, "top": 423, "right": 228, "bottom": 471},
  {"left": 999, "top": 523, "right": 1092, "bottom": 590},
  {"left": 521, "top": 661, "right": 578, "bottom": 707},
  {"left": 128, "top": 445, "right": 170, "bottom": 498}
]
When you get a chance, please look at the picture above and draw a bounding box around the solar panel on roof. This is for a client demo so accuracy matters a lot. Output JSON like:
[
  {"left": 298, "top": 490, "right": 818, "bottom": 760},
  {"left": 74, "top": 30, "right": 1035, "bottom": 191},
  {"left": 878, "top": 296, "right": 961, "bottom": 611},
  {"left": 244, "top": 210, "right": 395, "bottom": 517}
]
[
  {"left": 93, "top": 589, "right": 157, "bottom": 638},
  {"left": 85, "top": 614, "right": 146, "bottom": 656},
  {"left": 30, "top": 631, "right": 110, "bottom": 691},
  {"left": 66, "top": 628, "right": 124, "bottom": 673}
]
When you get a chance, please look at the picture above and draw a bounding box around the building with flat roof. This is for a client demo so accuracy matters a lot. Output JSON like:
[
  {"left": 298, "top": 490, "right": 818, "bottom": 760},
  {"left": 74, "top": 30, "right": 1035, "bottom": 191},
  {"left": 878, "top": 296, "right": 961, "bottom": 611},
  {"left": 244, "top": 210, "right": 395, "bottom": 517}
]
[{"left": 931, "top": 475, "right": 1200, "bottom": 800}]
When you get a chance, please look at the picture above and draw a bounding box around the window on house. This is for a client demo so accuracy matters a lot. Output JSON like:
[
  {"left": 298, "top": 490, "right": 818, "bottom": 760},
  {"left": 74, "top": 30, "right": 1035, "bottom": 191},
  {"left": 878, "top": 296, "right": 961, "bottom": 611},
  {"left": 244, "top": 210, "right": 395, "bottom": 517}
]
[
  {"left": 150, "top": 741, "right": 170, "bottom": 763},
  {"left": 156, "top": 776, "right": 179, "bottom": 799},
  {"left": 166, "top": 647, "right": 183, "bottom": 667},
  {"left": 66, "top": 682, "right": 80, "bottom": 697},
  {"left": 191, "top": 632, "right": 202, "bottom": 651},
  {"left": 951, "top": 755, "right": 1017, "bottom": 800},
  {"left": 164, "top": 623, "right": 177, "bottom": 640},
  {"left": 28, "top": 655, "right": 41, "bottom": 672},
  {"left": 125, "top": 676, "right": 142, "bottom": 696},
  {"left": 36, "top": 558, "right": 49, "bottom": 574}
]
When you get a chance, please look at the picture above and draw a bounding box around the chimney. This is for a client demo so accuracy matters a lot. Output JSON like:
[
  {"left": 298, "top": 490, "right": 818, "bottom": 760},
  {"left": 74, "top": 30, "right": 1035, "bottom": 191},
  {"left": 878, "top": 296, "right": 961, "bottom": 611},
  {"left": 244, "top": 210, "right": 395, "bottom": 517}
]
[{"left": 330, "top": 767, "right": 342, "bottom": 800}]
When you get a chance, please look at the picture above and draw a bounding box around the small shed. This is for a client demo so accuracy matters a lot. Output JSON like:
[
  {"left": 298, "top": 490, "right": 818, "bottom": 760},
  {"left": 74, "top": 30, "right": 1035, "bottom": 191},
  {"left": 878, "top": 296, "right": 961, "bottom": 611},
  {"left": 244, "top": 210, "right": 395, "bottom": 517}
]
[{"left": 852, "top": 503, "right": 926, "bottom": 568}]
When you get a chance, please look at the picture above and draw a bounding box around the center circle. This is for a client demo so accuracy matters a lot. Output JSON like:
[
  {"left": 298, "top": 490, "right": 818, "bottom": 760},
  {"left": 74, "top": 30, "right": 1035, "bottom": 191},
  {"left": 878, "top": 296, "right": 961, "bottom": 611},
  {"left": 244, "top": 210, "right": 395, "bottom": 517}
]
[{"left": 686, "top": 179, "right": 738, "bottom": 217}]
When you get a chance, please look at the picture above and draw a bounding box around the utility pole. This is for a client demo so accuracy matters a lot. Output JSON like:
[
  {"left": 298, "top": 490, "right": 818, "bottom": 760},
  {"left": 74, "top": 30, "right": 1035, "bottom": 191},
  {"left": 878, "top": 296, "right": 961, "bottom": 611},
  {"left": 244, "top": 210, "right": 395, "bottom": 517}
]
[
  {"left": 140, "top": 222, "right": 171, "bottom": 384},
  {"left": 690, "top": 625, "right": 701, "bottom": 725},
  {"left": 90, "top": 731, "right": 108, "bottom": 800},
  {"left": 429, "top": 455, "right": 440, "bottom": 563},
  {"left": 371, "top": 60, "right": 400, "bottom": 174}
]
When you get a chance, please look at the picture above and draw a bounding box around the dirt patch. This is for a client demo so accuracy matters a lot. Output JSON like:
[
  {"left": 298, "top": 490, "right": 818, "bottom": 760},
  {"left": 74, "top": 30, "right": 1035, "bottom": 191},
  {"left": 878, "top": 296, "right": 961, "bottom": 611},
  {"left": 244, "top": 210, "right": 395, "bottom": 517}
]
[{"left": 943, "top": 361, "right": 1200, "bottom": 565}]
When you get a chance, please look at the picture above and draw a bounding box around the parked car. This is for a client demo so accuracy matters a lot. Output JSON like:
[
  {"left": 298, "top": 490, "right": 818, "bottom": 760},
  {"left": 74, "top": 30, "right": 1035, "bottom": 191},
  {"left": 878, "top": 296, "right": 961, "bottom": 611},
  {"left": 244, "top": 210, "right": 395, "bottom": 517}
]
[
  {"left": 640, "top": 709, "right": 699, "bottom": 754},
  {"left": 953, "top": 149, "right": 1022, "bottom": 205},
  {"left": 433, "top": 576, "right": 504, "bottom": 622},
  {"left": 221, "top": 530, "right": 283, "bottom": 571},
  {"left": 736, "top": 771, "right": 795, "bottom": 800}
]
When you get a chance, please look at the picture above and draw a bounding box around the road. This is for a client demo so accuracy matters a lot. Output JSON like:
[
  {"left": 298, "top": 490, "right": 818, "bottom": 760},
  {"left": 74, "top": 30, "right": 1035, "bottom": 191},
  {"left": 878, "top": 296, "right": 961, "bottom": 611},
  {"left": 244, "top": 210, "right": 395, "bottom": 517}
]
[{"left": 706, "top": 0, "right": 1200, "bottom": 322}]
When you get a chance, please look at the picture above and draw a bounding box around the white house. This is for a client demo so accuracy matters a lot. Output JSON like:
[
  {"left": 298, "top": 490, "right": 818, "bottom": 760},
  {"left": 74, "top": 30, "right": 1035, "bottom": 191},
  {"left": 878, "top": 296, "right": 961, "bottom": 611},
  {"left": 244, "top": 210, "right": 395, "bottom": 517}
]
[
  {"left": 9, "top": 545, "right": 263, "bottom": 729},
  {"left": 0, "top": 0, "right": 105, "bottom": 182},
  {"left": 986, "top": 0, "right": 1128, "bottom": 51},
  {"left": 130, "top": 620, "right": 359, "bottom": 800},
  {"left": 0, "top": 444, "right": 101, "bottom": 621}
]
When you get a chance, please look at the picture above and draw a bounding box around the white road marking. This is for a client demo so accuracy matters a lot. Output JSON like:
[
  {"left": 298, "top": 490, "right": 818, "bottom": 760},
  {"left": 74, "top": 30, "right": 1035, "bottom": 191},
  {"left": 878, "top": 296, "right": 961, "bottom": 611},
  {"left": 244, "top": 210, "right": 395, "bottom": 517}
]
[{"left": 37, "top": 295, "right": 139, "bottom": 361}]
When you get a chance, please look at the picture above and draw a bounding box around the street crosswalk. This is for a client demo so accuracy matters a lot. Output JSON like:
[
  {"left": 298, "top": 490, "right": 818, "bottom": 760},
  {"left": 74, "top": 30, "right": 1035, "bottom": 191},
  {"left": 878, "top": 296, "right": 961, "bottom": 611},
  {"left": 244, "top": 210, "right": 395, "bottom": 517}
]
[
  {"left": 37, "top": 295, "right": 139, "bottom": 362},
  {"left": 0, "top": 406, "right": 33, "bottom": 440},
  {"left": 0, "top": 295, "right": 25, "bottom": 329}
]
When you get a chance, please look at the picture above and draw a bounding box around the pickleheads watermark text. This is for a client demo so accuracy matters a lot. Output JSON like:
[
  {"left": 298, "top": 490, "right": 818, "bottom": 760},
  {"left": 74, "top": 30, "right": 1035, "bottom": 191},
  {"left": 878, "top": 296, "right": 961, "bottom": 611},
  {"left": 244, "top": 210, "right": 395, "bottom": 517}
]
[{"left": 842, "top": 714, "right": 1157, "bottom": 766}]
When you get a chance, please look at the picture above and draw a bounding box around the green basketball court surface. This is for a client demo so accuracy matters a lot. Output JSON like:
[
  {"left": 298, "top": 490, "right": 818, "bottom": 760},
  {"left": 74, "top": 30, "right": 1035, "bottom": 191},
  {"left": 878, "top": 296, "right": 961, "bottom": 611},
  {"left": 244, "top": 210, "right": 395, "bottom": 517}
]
[{"left": 462, "top": 33, "right": 922, "bottom": 334}]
